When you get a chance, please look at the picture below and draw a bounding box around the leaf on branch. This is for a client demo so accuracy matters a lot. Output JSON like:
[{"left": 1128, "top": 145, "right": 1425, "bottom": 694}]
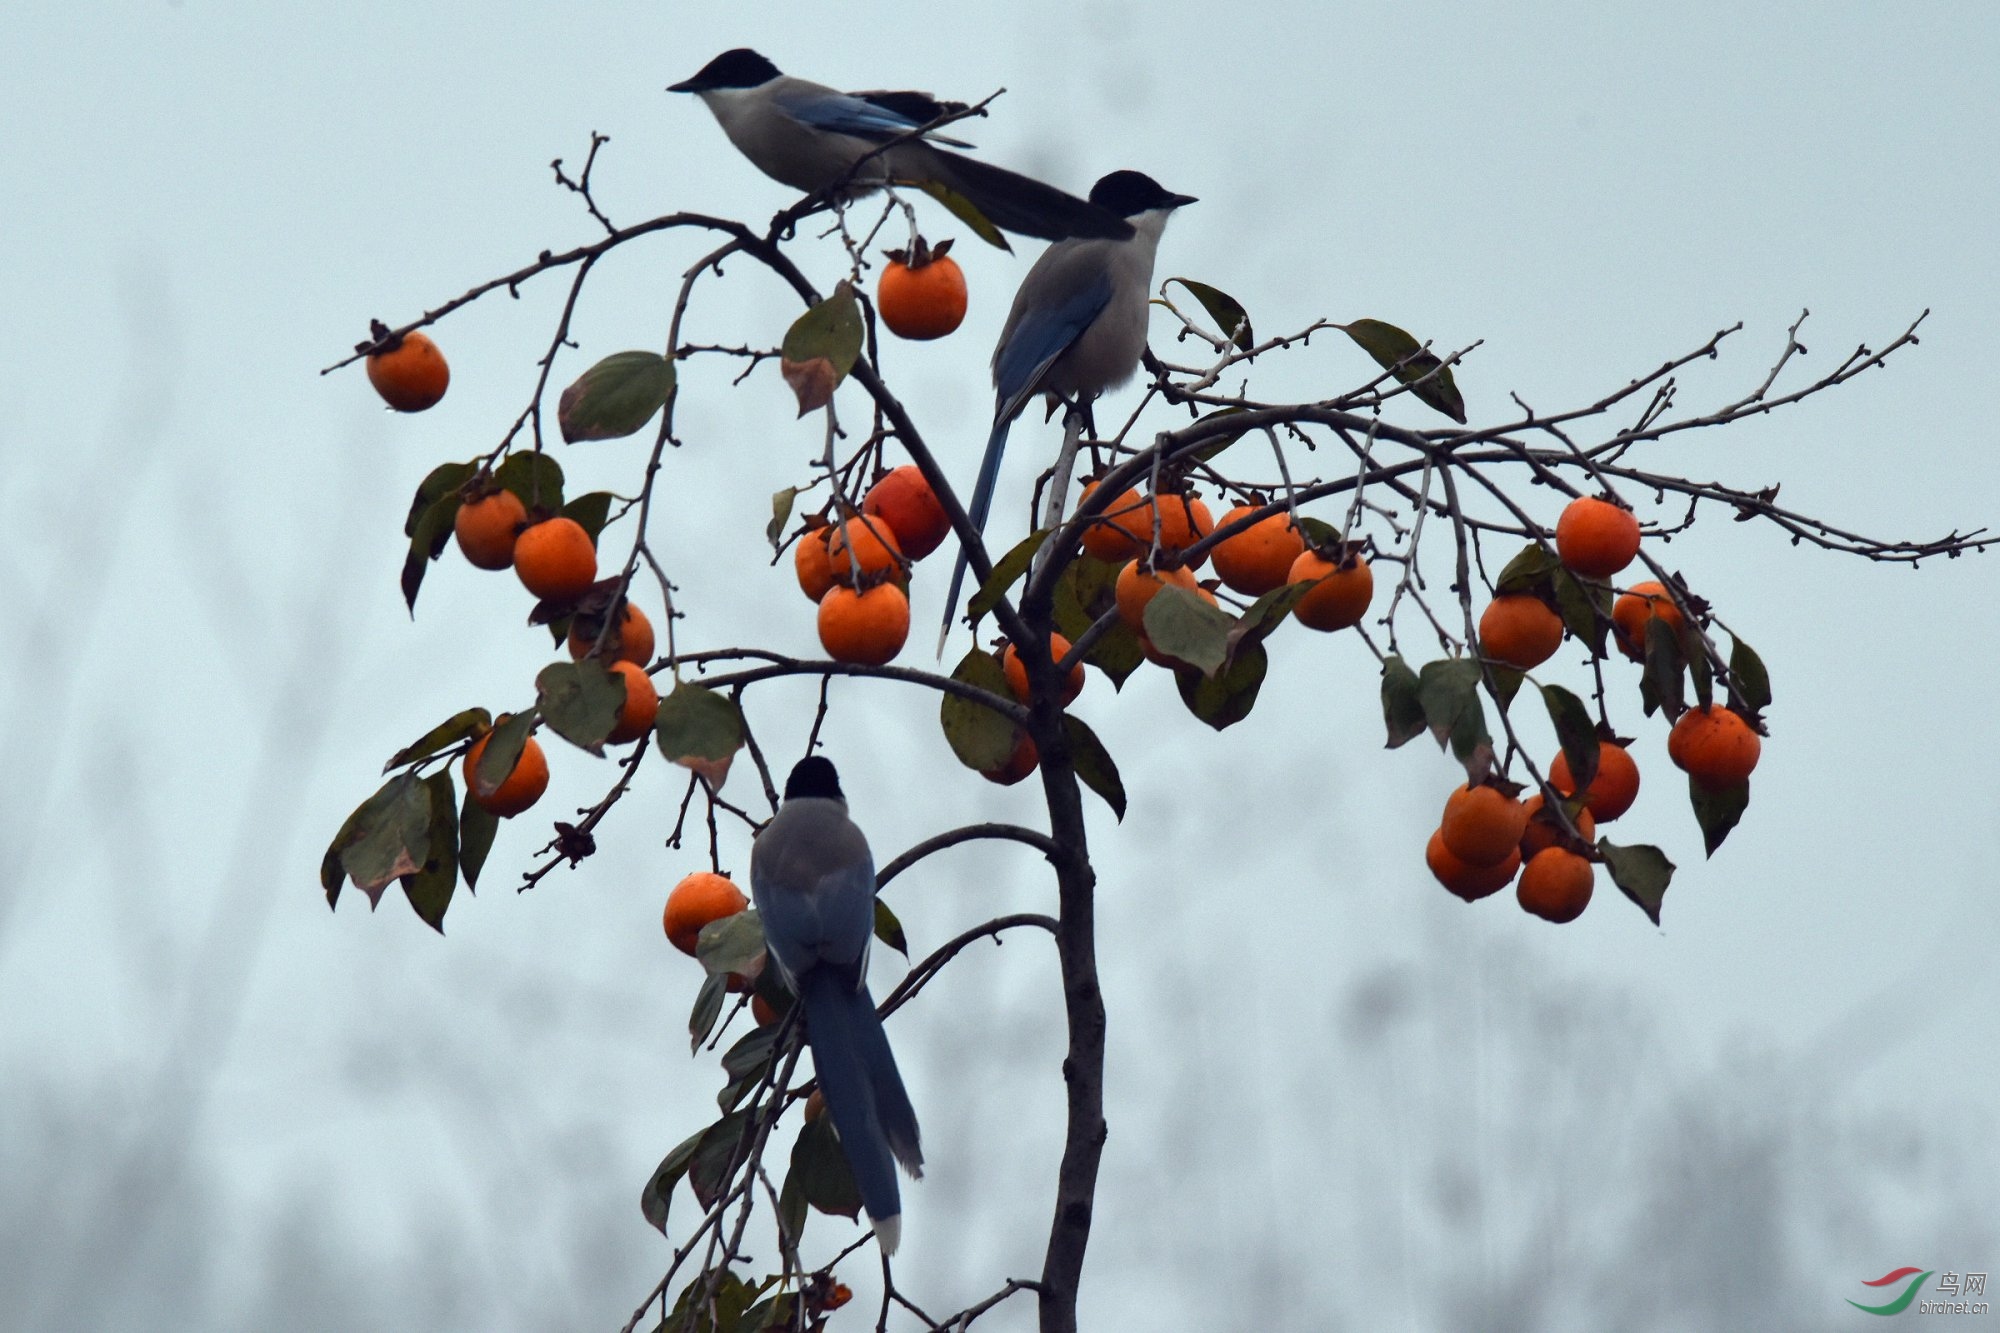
[
  {"left": 1640, "top": 616, "right": 1687, "bottom": 718},
  {"left": 383, "top": 706, "right": 492, "bottom": 773},
  {"left": 939, "top": 650, "right": 1018, "bottom": 773},
  {"left": 494, "top": 450, "right": 565, "bottom": 513},
  {"left": 1417, "top": 658, "right": 1493, "bottom": 780},
  {"left": 557, "top": 350, "right": 675, "bottom": 442},
  {"left": 780, "top": 282, "right": 863, "bottom": 415},
  {"left": 788, "top": 1116, "right": 863, "bottom": 1220},
  {"left": 1380, "top": 655, "right": 1427, "bottom": 748},
  {"left": 1143, "top": 585, "right": 1234, "bottom": 677},
  {"left": 559, "top": 491, "right": 615, "bottom": 544},
  {"left": 687, "top": 1109, "right": 753, "bottom": 1211},
  {"left": 655, "top": 682, "right": 745, "bottom": 790},
  {"left": 1494, "top": 542, "right": 1561, "bottom": 595},
  {"left": 332, "top": 773, "right": 434, "bottom": 908},
  {"left": 1486, "top": 664, "right": 1526, "bottom": 713},
  {"left": 1552, "top": 568, "right": 1612, "bottom": 659},
  {"left": 1064, "top": 715, "right": 1127, "bottom": 819},
  {"left": 1540, "top": 684, "right": 1599, "bottom": 791},
  {"left": 916, "top": 181, "right": 1010, "bottom": 251},
  {"left": 399, "top": 771, "right": 459, "bottom": 934},
  {"left": 717, "top": 1026, "right": 779, "bottom": 1113},
  {"left": 471, "top": 712, "right": 537, "bottom": 801},
  {"left": 696, "top": 908, "right": 767, "bottom": 981},
  {"left": 767, "top": 487, "right": 800, "bottom": 550},
  {"left": 1729, "top": 633, "right": 1772, "bottom": 712},
  {"left": 535, "top": 659, "right": 624, "bottom": 754},
  {"left": 400, "top": 483, "right": 464, "bottom": 614},
  {"left": 1234, "top": 581, "right": 1313, "bottom": 649},
  {"left": 1690, "top": 776, "right": 1750, "bottom": 857},
  {"left": 1054, "top": 557, "right": 1142, "bottom": 688},
  {"left": 1598, "top": 839, "right": 1675, "bottom": 925},
  {"left": 968, "top": 529, "right": 1049, "bottom": 626},
  {"left": 457, "top": 784, "right": 499, "bottom": 893},
  {"left": 403, "top": 461, "right": 477, "bottom": 539},
  {"left": 640, "top": 1123, "right": 711, "bottom": 1235},
  {"left": 1167, "top": 278, "right": 1254, "bottom": 351},
  {"left": 1175, "top": 636, "right": 1268, "bottom": 731},
  {"left": 1340, "top": 317, "right": 1468, "bottom": 423},
  {"left": 874, "top": 898, "right": 909, "bottom": 957},
  {"left": 688, "top": 971, "right": 729, "bottom": 1051}
]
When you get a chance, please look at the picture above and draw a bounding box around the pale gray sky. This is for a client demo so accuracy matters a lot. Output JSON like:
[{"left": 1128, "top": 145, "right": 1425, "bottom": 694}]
[{"left": 3, "top": 3, "right": 1997, "bottom": 1330}]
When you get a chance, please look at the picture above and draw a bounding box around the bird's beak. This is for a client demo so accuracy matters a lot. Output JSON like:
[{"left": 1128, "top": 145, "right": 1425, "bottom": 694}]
[
  {"left": 666, "top": 76, "right": 702, "bottom": 94},
  {"left": 1169, "top": 193, "right": 1200, "bottom": 208}
]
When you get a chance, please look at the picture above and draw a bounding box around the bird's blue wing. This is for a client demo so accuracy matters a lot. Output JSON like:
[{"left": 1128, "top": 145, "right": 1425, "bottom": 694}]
[
  {"left": 778, "top": 89, "right": 929, "bottom": 142},
  {"left": 992, "top": 269, "right": 1114, "bottom": 424}
]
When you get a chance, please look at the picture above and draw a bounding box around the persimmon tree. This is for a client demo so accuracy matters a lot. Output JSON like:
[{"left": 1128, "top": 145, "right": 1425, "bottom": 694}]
[{"left": 318, "top": 107, "right": 1991, "bottom": 1333}]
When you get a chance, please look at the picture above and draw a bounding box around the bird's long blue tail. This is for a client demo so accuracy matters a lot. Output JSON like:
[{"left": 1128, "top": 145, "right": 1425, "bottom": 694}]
[
  {"left": 936, "top": 416, "right": 1014, "bottom": 656},
  {"left": 800, "top": 969, "right": 922, "bottom": 1252}
]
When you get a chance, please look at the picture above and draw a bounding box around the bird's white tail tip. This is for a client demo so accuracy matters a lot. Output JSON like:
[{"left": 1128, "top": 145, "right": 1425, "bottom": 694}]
[{"left": 872, "top": 1213, "right": 902, "bottom": 1256}]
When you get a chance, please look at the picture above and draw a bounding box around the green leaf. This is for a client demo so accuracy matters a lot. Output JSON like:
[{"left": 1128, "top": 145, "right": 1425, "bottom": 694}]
[
  {"left": 557, "top": 350, "right": 674, "bottom": 443},
  {"left": 1380, "top": 655, "right": 1427, "bottom": 748},
  {"left": 968, "top": 529, "right": 1049, "bottom": 626},
  {"left": 559, "top": 491, "right": 615, "bottom": 544},
  {"left": 1143, "top": 585, "right": 1233, "bottom": 677},
  {"left": 1494, "top": 542, "right": 1560, "bottom": 595},
  {"left": 718, "top": 1027, "right": 779, "bottom": 1112},
  {"left": 337, "top": 773, "right": 433, "bottom": 908},
  {"left": 1418, "top": 658, "right": 1492, "bottom": 779},
  {"left": 1641, "top": 616, "right": 1687, "bottom": 718},
  {"left": 384, "top": 707, "right": 492, "bottom": 773},
  {"left": 399, "top": 771, "right": 459, "bottom": 933},
  {"left": 939, "top": 649, "right": 1019, "bottom": 773},
  {"left": 471, "top": 712, "right": 537, "bottom": 801},
  {"left": 1540, "top": 685, "right": 1599, "bottom": 790},
  {"left": 1729, "top": 634, "right": 1772, "bottom": 712},
  {"left": 1063, "top": 715, "right": 1126, "bottom": 819},
  {"left": 874, "top": 898, "right": 909, "bottom": 957},
  {"left": 640, "top": 1123, "right": 710, "bottom": 1234},
  {"left": 1597, "top": 840, "right": 1675, "bottom": 925},
  {"left": 655, "top": 682, "right": 746, "bottom": 790},
  {"left": 696, "top": 908, "right": 766, "bottom": 980},
  {"left": 788, "top": 1116, "right": 862, "bottom": 1220},
  {"left": 403, "top": 462, "right": 477, "bottom": 538},
  {"left": 536, "top": 659, "right": 623, "bottom": 753},
  {"left": 916, "top": 180, "right": 1011, "bottom": 251},
  {"left": 1341, "top": 318, "right": 1467, "bottom": 423},
  {"left": 689, "top": 971, "right": 729, "bottom": 1052},
  {"left": 779, "top": 282, "right": 864, "bottom": 415},
  {"left": 1188, "top": 406, "right": 1249, "bottom": 463},
  {"left": 1690, "top": 776, "right": 1749, "bottom": 857},
  {"left": 776, "top": 1157, "right": 809, "bottom": 1249},
  {"left": 401, "top": 489, "right": 460, "bottom": 614},
  {"left": 1167, "top": 278, "right": 1254, "bottom": 351},
  {"left": 1552, "top": 568, "right": 1611, "bottom": 659},
  {"left": 1486, "top": 664, "right": 1525, "bottom": 713},
  {"left": 1235, "top": 581, "right": 1313, "bottom": 647},
  {"left": 767, "top": 487, "right": 799, "bottom": 549},
  {"left": 494, "top": 451, "right": 565, "bottom": 512},
  {"left": 1175, "top": 636, "right": 1268, "bottom": 731},
  {"left": 687, "top": 1109, "right": 753, "bottom": 1210},
  {"left": 457, "top": 785, "right": 499, "bottom": 892},
  {"left": 1054, "top": 557, "right": 1141, "bottom": 688}
]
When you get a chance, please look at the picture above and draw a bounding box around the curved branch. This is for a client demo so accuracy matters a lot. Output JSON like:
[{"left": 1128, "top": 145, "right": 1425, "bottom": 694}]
[
  {"left": 877, "top": 823, "right": 1063, "bottom": 890},
  {"left": 879, "top": 912, "right": 1058, "bottom": 1020}
]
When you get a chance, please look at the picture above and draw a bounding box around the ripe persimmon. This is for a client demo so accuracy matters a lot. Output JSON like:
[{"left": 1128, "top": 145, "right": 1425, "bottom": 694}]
[
  {"left": 663, "top": 871, "right": 749, "bottom": 956},
  {"left": 1114, "top": 560, "right": 1199, "bottom": 630},
  {"left": 1612, "top": 580, "right": 1687, "bottom": 661},
  {"left": 795, "top": 527, "right": 836, "bottom": 602},
  {"left": 1440, "top": 783, "right": 1530, "bottom": 867},
  {"left": 1520, "top": 793, "right": 1596, "bottom": 859},
  {"left": 1289, "top": 550, "right": 1373, "bottom": 632},
  {"left": 827, "top": 516, "right": 905, "bottom": 586},
  {"left": 1002, "top": 633, "right": 1085, "bottom": 705},
  {"left": 1478, "top": 594, "right": 1564, "bottom": 669},
  {"left": 863, "top": 465, "right": 950, "bottom": 560},
  {"left": 1211, "top": 505, "right": 1305, "bottom": 596},
  {"left": 1426, "top": 829, "right": 1521, "bottom": 902},
  {"left": 605, "top": 660, "right": 659, "bottom": 744},
  {"left": 751, "top": 993, "right": 782, "bottom": 1027},
  {"left": 1667, "top": 704, "right": 1762, "bottom": 790},
  {"left": 1517, "top": 847, "right": 1594, "bottom": 923},
  {"left": 877, "top": 244, "right": 967, "bottom": 340},
  {"left": 567, "top": 600, "right": 655, "bottom": 666},
  {"left": 817, "top": 582, "right": 910, "bottom": 664},
  {"left": 1079, "top": 482, "right": 1150, "bottom": 562},
  {"left": 366, "top": 329, "right": 450, "bottom": 412},
  {"left": 1555, "top": 496, "right": 1641, "bottom": 578},
  {"left": 462, "top": 730, "right": 550, "bottom": 819},
  {"left": 1549, "top": 740, "right": 1641, "bottom": 822},
  {"left": 514, "top": 516, "right": 598, "bottom": 602},
  {"left": 982, "top": 729, "right": 1039, "bottom": 786},
  {"left": 1144, "top": 493, "right": 1214, "bottom": 569},
  {"left": 454, "top": 488, "right": 527, "bottom": 570}
]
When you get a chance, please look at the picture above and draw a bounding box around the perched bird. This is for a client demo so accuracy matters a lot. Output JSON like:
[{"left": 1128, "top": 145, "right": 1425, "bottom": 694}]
[
  {"left": 669, "top": 49, "right": 1131, "bottom": 242},
  {"left": 750, "top": 755, "right": 922, "bottom": 1253},
  {"left": 937, "top": 170, "right": 1198, "bottom": 650}
]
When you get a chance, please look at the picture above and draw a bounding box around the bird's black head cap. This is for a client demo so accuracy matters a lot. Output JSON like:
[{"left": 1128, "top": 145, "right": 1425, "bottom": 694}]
[
  {"left": 669, "top": 48, "right": 782, "bottom": 94},
  {"left": 1088, "top": 170, "right": 1198, "bottom": 217},
  {"left": 784, "top": 755, "right": 844, "bottom": 802}
]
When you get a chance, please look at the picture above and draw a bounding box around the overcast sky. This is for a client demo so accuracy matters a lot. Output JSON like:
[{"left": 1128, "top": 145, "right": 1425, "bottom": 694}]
[{"left": 4, "top": 3, "right": 1998, "bottom": 1330}]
